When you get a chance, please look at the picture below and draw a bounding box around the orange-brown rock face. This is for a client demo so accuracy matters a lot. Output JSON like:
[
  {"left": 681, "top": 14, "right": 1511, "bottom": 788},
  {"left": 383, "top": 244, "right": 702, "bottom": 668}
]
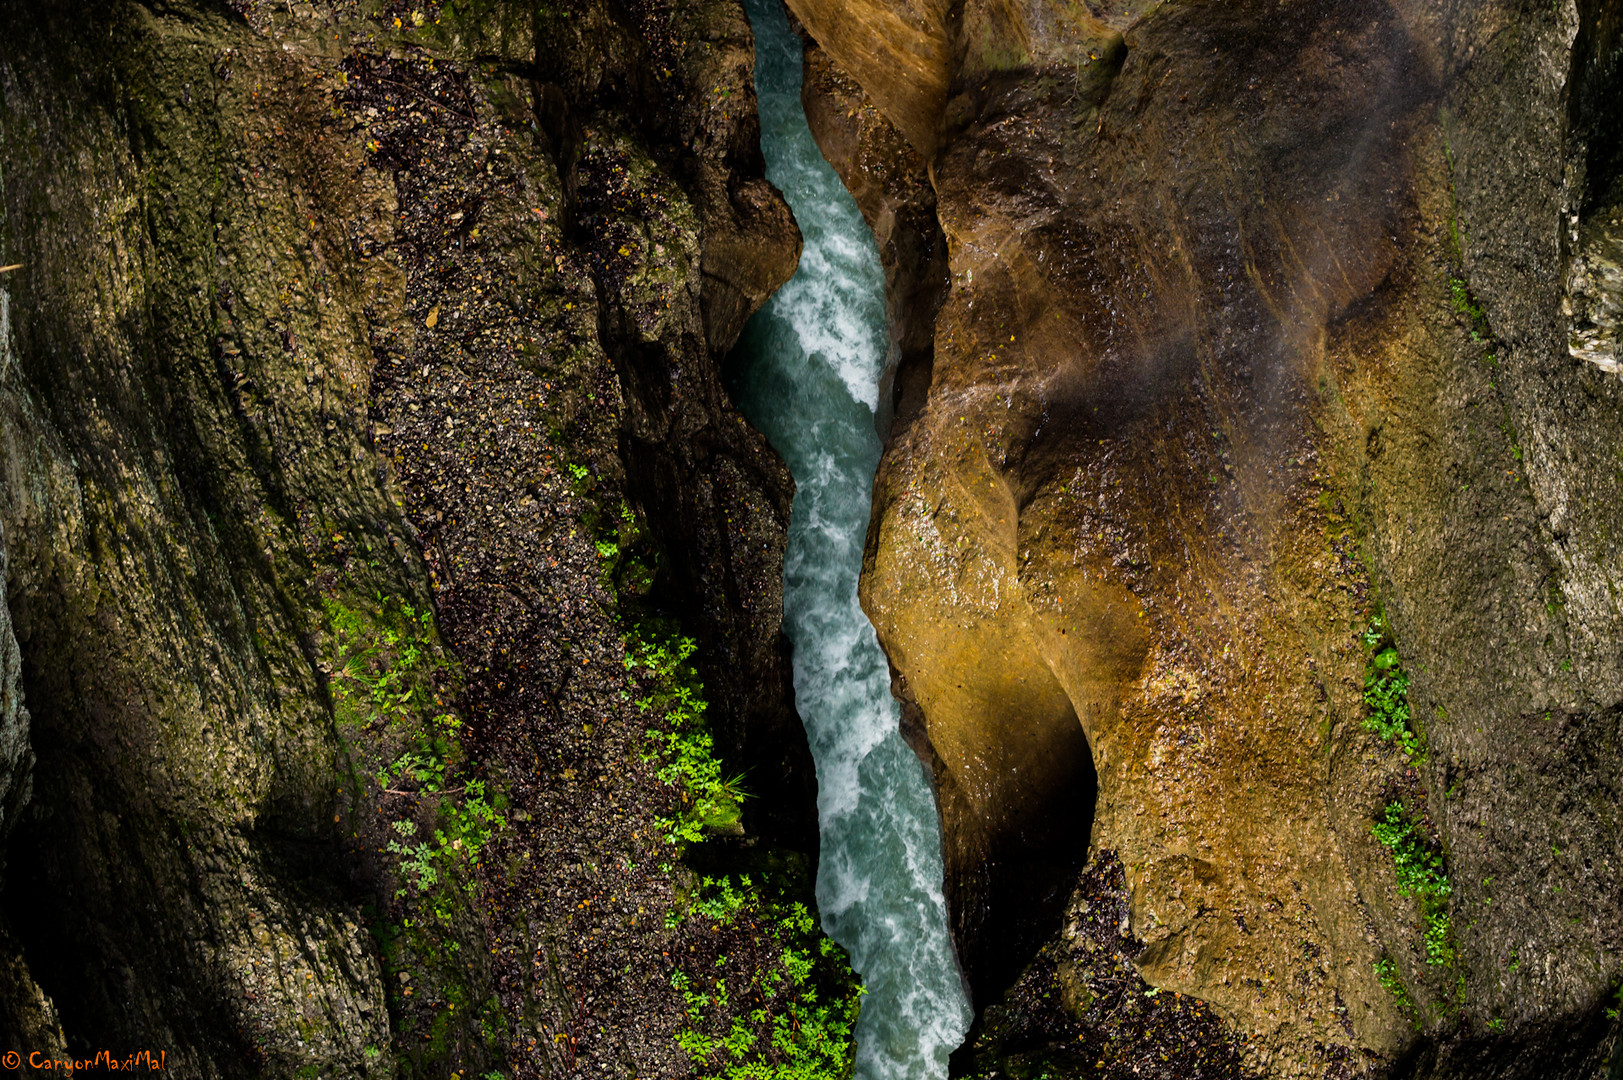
[
  {"left": 798, "top": 41, "right": 950, "bottom": 441},
  {"left": 796, "top": 0, "right": 1623, "bottom": 1072},
  {"left": 785, "top": 0, "right": 952, "bottom": 156}
]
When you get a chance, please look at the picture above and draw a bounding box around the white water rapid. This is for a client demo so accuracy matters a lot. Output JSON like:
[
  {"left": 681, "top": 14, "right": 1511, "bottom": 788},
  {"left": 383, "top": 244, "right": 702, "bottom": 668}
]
[{"left": 728, "top": 1, "right": 975, "bottom": 1076}]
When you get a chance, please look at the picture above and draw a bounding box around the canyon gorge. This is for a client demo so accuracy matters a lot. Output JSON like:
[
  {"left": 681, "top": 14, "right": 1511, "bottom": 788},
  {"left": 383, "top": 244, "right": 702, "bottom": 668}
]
[{"left": 0, "top": 0, "right": 1618, "bottom": 1077}]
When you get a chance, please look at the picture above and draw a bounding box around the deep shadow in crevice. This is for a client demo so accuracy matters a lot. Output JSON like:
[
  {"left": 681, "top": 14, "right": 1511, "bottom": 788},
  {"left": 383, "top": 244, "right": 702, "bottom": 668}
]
[
  {"left": 891, "top": 666, "right": 1098, "bottom": 1019},
  {"left": 602, "top": 304, "right": 820, "bottom": 857},
  {"left": 965, "top": 711, "right": 1097, "bottom": 1007},
  {"left": 1572, "top": 0, "right": 1623, "bottom": 215}
]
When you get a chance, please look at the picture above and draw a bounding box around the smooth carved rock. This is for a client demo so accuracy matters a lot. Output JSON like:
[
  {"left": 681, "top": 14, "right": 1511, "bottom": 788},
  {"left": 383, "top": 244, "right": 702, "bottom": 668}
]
[
  {"left": 783, "top": 0, "right": 953, "bottom": 157},
  {"left": 810, "top": 0, "right": 1623, "bottom": 1072},
  {"left": 798, "top": 39, "right": 950, "bottom": 436}
]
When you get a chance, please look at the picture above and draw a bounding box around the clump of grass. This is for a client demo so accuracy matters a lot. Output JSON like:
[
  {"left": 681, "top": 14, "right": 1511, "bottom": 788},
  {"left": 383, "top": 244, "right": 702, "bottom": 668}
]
[
  {"left": 1449, "top": 277, "right": 1483, "bottom": 324},
  {"left": 1357, "top": 609, "right": 1458, "bottom": 1006},
  {"left": 1448, "top": 275, "right": 1494, "bottom": 345},
  {"left": 328, "top": 596, "right": 446, "bottom": 732}
]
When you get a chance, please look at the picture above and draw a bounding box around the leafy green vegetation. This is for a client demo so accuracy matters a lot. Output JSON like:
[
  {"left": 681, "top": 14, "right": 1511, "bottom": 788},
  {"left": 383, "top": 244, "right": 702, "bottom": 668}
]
[
  {"left": 1357, "top": 608, "right": 1459, "bottom": 1022},
  {"left": 591, "top": 497, "right": 653, "bottom": 596},
  {"left": 626, "top": 626, "right": 748, "bottom": 845},
  {"left": 1361, "top": 610, "right": 1421, "bottom": 758},
  {"left": 1444, "top": 256, "right": 1530, "bottom": 481},
  {"left": 325, "top": 591, "right": 509, "bottom": 1074},
  {"left": 620, "top": 618, "right": 860, "bottom": 1077},
  {"left": 671, "top": 875, "right": 862, "bottom": 1079},
  {"left": 1372, "top": 802, "right": 1455, "bottom": 966},
  {"left": 328, "top": 595, "right": 506, "bottom": 922},
  {"left": 1373, "top": 956, "right": 1419, "bottom": 1026}
]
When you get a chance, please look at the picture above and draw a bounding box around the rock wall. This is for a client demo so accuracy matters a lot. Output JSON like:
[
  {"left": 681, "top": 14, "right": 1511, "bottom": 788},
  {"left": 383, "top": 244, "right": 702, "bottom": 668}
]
[
  {"left": 0, "top": 0, "right": 820, "bottom": 1075},
  {"left": 789, "top": 0, "right": 1623, "bottom": 1073}
]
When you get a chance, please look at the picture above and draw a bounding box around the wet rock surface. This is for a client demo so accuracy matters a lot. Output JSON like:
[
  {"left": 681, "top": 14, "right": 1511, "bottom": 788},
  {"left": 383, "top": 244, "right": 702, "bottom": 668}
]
[
  {"left": 0, "top": 527, "right": 30, "bottom": 860},
  {"left": 788, "top": 0, "right": 1623, "bottom": 1073},
  {"left": 954, "top": 853, "right": 1250, "bottom": 1080},
  {"left": 798, "top": 33, "right": 950, "bottom": 441}
]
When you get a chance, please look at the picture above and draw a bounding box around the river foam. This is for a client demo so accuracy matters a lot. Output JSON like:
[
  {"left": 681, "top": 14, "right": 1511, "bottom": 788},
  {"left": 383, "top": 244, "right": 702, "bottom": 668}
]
[{"left": 727, "top": 1, "right": 974, "bottom": 1075}]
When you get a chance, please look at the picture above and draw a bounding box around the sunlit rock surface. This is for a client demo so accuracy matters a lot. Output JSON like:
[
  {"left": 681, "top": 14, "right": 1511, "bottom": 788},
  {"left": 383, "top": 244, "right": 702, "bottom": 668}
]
[
  {"left": 1566, "top": 209, "right": 1623, "bottom": 372},
  {"left": 790, "top": 0, "right": 1623, "bottom": 1073}
]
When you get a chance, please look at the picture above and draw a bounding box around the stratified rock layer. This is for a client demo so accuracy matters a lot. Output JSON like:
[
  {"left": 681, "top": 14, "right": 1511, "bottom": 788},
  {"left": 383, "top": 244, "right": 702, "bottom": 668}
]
[{"left": 790, "top": 0, "right": 1623, "bottom": 1073}]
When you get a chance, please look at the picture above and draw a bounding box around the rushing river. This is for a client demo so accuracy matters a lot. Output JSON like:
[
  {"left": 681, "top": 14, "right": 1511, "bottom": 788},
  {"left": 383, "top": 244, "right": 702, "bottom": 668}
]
[{"left": 727, "top": 0, "right": 974, "bottom": 1075}]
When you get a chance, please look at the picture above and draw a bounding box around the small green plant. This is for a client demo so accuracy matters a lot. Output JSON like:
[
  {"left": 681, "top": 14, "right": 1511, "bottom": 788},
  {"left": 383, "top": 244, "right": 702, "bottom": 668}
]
[
  {"left": 387, "top": 820, "right": 440, "bottom": 895},
  {"left": 1373, "top": 956, "right": 1419, "bottom": 1026},
  {"left": 1361, "top": 611, "right": 1422, "bottom": 758},
  {"left": 1486, "top": 1016, "right": 1506, "bottom": 1032},
  {"left": 626, "top": 628, "right": 747, "bottom": 844},
  {"left": 1449, "top": 277, "right": 1483, "bottom": 324},
  {"left": 1372, "top": 802, "right": 1455, "bottom": 966},
  {"left": 328, "top": 587, "right": 513, "bottom": 1071},
  {"left": 328, "top": 596, "right": 445, "bottom": 731},
  {"left": 689, "top": 874, "right": 752, "bottom": 922}
]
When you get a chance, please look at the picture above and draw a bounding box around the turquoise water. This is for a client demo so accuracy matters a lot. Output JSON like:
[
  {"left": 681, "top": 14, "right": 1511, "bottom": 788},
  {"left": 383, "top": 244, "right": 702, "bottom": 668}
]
[{"left": 729, "top": 1, "right": 973, "bottom": 1075}]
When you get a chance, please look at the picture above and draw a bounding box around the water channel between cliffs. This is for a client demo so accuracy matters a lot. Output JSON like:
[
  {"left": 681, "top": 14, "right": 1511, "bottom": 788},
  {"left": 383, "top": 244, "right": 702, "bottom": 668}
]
[{"left": 726, "top": 0, "right": 974, "bottom": 1074}]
